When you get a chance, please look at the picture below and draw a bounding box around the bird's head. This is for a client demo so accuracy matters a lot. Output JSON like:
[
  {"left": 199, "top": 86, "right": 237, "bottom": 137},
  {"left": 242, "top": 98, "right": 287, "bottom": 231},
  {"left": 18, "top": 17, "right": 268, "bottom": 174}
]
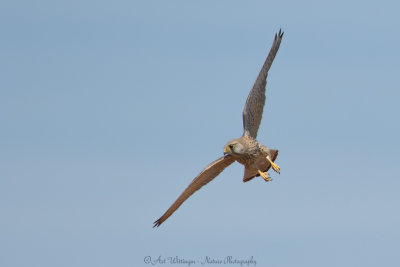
[{"left": 224, "top": 139, "right": 245, "bottom": 156}]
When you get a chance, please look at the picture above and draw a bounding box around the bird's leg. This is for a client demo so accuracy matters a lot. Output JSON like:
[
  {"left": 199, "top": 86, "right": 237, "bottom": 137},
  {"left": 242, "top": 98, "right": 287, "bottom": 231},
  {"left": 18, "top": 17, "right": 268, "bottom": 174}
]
[
  {"left": 258, "top": 169, "right": 272, "bottom": 182},
  {"left": 267, "top": 156, "right": 280, "bottom": 174}
]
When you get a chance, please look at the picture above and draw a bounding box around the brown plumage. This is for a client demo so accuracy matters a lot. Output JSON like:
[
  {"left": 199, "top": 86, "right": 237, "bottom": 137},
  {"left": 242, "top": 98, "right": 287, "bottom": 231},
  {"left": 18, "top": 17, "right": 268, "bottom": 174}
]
[
  {"left": 243, "top": 149, "right": 279, "bottom": 182},
  {"left": 153, "top": 156, "right": 235, "bottom": 228},
  {"left": 153, "top": 30, "right": 284, "bottom": 228}
]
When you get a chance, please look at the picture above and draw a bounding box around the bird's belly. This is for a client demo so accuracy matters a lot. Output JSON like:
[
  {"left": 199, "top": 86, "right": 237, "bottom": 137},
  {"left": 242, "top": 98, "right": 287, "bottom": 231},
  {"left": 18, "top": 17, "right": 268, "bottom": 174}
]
[
  {"left": 253, "top": 156, "right": 268, "bottom": 170},
  {"left": 235, "top": 154, "right": 266, "bottom": 170}
]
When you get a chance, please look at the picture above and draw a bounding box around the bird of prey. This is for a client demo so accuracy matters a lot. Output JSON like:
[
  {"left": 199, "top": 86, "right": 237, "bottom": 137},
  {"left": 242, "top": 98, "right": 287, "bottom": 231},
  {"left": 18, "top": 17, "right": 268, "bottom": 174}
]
[{"left": 153, "top": 30, "right": 284, "bottom": 228}]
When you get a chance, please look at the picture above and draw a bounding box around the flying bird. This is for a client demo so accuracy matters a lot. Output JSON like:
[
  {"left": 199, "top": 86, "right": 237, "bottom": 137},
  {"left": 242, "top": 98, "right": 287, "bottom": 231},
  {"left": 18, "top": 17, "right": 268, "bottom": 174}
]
[{"left": 154, "top": 30, "right": 284, "bottom": 227}]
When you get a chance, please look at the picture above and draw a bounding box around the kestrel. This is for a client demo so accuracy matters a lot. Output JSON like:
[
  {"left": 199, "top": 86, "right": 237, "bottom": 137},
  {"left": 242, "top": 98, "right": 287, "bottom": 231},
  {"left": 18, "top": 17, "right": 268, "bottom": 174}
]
[{"left": 153, "top": 30, "right": 284, "bottom": 227}]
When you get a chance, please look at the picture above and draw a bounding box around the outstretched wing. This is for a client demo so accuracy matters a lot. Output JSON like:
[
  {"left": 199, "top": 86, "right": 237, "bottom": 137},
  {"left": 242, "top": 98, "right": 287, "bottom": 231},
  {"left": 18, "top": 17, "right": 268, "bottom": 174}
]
[
  {"left": 242, "top": 29, "right": 283, "bottom": 138},
  {"left": 153, "top": 155, "right": 235, "bottom": 227}
]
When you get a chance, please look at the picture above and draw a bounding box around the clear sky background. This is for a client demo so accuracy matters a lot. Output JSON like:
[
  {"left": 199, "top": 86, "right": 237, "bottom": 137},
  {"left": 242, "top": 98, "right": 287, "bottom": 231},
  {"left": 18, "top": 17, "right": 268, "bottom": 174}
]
[{"left": 1, "top": 1, "right": 399, "bottom": 267}]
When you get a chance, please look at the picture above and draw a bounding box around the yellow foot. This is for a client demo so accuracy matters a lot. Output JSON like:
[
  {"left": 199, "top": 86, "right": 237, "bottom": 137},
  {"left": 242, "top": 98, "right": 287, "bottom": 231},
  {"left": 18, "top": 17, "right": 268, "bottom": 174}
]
[
  {"left": 267, "top": 156, "right": 280, "bottom": 174},
  {"left": 258, "top": 170, "right": 272, "bottom": 182}
]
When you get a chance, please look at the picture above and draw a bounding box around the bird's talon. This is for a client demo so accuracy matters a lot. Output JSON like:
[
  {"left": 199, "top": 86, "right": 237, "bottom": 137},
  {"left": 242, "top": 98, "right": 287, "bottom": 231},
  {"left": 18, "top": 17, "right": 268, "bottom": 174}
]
[
  {"left": 258, "top": 170, "right": 272, "bottom": 182},
  {"left": 267, "top": 157, "right": 281, "bottom": 174},
  {"left": 263, "top": 177, "right": 272, "bottom": 182}
]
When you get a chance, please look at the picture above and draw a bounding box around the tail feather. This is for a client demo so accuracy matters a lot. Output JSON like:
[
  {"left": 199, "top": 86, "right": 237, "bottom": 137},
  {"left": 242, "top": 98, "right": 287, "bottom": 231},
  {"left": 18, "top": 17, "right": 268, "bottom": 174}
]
[{"left": 243, "top": 149, "right": 278, "bottom": 183}]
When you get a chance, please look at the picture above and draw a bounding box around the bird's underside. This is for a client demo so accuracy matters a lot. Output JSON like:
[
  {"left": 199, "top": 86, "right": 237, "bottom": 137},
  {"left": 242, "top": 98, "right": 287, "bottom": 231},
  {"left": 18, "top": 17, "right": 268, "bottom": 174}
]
[
  {"left": 243, "top": 148, "right": 279, "bottom": 182},
  {"left": 153, "top": 29, "right": 284, "bottom": 228}
]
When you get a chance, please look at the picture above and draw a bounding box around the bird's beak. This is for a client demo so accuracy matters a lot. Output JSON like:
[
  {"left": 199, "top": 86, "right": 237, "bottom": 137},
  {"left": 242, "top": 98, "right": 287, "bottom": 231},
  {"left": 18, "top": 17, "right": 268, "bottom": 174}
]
[{"left": 223, "top": 146, "right": 229, "bottom": 155}]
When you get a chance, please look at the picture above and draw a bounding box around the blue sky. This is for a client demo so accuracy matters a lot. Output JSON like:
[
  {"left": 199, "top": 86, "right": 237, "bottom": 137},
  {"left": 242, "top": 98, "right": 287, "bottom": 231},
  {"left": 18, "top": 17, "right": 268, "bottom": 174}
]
[{"left": 1, "top": 1, "right": 399, "bottom": 267}]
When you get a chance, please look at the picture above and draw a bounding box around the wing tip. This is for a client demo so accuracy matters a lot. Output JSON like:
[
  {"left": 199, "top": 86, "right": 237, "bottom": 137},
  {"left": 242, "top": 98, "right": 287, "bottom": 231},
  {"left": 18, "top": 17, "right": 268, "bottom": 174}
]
[
  {"left": 275, "top": 29, "right": 284, "bottom": 40},
  {"left": 153, "top": 218, "right": 163, "bottom": 228}
]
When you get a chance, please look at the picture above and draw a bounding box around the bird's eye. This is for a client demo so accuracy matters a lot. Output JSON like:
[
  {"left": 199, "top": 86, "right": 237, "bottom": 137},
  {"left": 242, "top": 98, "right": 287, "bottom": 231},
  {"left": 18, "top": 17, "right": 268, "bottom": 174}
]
[{"left": 229, "top": 144, "right": 234, "bottom": 149}]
